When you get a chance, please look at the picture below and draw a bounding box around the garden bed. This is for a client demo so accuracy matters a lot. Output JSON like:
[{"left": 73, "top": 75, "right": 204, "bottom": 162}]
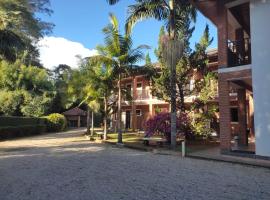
[{"left": 97, "top": 132, "right": 220, "bottom": 154}]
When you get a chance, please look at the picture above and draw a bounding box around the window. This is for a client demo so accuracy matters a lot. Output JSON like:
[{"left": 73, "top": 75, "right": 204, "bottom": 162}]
[
  {"left": 190, "top": 79, "right": 195, "bottom": 91},
  {"left": 125, "top": 84, "right": 132, "bottom": 100},
  {"left": 231, "top": 108, "right": 239, "bottom": 123},
  {"left": 126, "top": 84, "right": 132, "bottom": 89},
  {"left": 126, "top": 84, "right": 132, "bottom": 93},
  {"left": 136, "top": 109, "right": 142, "bottom": 116},
  {"left": 137, "top": 83, "right": 142, "bottom": 88}
]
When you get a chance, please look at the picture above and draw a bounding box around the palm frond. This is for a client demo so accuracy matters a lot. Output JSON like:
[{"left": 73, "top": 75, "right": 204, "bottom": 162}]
[
  {"left": 106, "top": 0, "right": 121, "bottom": 5},
  {"left": 126, "top": 0, "right": 169, "bottom": 34}
]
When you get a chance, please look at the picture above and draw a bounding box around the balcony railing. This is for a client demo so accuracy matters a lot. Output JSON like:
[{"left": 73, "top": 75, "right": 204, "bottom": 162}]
[
  {"left": 228, "top": 38, "right": 251, "bottom": 67},
  {"left": 135, "top": 89, "right": 150, "bottom": 100},
  {"left": 123, "top": 89, "right": 151, "bottom": 102}
]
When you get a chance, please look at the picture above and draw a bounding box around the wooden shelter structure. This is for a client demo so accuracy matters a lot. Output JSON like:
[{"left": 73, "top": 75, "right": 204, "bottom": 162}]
[{"left": 62, "top": 107, "right": 87, "bottom": 128}]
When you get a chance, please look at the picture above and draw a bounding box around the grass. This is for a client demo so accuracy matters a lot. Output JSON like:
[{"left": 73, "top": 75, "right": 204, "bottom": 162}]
[
  {"left": 106, "top": 132, "right": 144, "bottom": 144},
  {"left": 94, "top": 131, "right": 220, "bottom": 154}
]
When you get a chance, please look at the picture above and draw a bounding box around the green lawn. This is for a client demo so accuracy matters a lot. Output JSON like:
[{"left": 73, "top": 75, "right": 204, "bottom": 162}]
[
  {"left": 96, "top": 132, "right": 219, "bottom": 154},
  {"left": 106, "top": 132, "right": 144, "bottom": 144}
]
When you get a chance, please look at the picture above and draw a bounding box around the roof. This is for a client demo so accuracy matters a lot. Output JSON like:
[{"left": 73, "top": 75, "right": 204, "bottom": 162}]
[
  {"left": 62, "top": 107, "right": 86, "bottom": 116},
  {"left": 207, "top": 48, "right": 218, "bottom": 55}
]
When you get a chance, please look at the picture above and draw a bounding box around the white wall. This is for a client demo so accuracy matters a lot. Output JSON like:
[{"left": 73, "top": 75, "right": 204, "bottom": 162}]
[{"left": 250, "top": 0, "right": 270, "bottom": 157}]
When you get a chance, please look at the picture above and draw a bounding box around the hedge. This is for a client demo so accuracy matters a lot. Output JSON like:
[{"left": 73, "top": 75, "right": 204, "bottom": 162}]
[
  {"left": 0, "top": 114, "right": 67, "bottom": 140},
  {"left": 0, "top": 125, "right": 46, "bottom": 140},
  {"left": 0, "top": 116, "right": 47, "bottom": 140},
  {"left": 0, "top": 116, "right": 46, "bottom": 127}
]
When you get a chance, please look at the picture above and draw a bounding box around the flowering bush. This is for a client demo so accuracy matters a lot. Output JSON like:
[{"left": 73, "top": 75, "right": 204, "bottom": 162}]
[{"left": 145, "top": 112, "right": 192, "bottom": 142}]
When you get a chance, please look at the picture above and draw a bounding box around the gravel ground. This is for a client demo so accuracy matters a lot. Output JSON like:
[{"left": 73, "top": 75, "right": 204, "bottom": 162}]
[{"left": 0, "top": 129, "right": 270, "bottom": 200}]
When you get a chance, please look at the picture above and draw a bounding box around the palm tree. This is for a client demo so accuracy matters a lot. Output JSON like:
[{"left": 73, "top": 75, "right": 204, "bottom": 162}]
[
  {"left": 68, "top": 68, "right": 101, "bottom": 139},
  {"left": 90, "top": 13, "right": 148, "bottom": 144},
  {"left": 106, "top": 0, "right": 120, "bottom": 5},
  {"left": 85, "top": 58, "right": 115, "bottom": 140},
  {"left": 106, "top": 0, "right": 196, "bottom": 148}
]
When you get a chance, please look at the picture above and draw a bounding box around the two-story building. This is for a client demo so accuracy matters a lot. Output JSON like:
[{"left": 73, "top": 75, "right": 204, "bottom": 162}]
[
  {"left": 191, "top": 0, "right": 270, "bottom": 157},
  {"left": 110, "top": 50, "right": 220, "bottom": 132},
  {"left": 119, "top": 66, "right": 170, "bottom": 131}
]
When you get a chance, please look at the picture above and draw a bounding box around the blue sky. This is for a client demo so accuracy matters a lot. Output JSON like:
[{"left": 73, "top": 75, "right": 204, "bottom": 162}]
[{"left": 39, "top": 0, "right": 217, "bottom": 68}]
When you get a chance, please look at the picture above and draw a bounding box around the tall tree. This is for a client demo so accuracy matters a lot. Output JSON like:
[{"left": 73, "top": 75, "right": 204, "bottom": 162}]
[
  {"left": 0, "top": 60, "right": 54, "bottom": 116},
  {"left": 106, "top": 0, "right": 120, "bottom": 4},
  {"left": 67, "top": 68, "right": 93, "bottom": 134},
  {"left": 50, "top": 64, "right": 73, "bottom": 113},
  {"left": 0, "top": 0, "right": 54, "bottom": 62},
  {"left": 90, "top": 14, "right": 147, "bottom": 144},
  {"left": 80, "top": 58, "right": 115, "bottom": 140},
  {"left": 145, "top": 53, "right": 152, "bottom": 65},
  {"left": 151, "top": 17, "right": 195, "bottom": 112},
  {"left": 152, "top": 25, "right": 213, "bottom": 103},
  {"left": 121, "top": 0, "right": 195, "bottom": 148}
]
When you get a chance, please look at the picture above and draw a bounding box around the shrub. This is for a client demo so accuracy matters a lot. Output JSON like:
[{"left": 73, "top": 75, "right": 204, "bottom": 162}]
[
  {"left": 0, "top": 125, "right": 46, "bottom": 140},
  {"left": 0, "top": 116, "right": 47, "bottom": 140},
  {"left": 191, "top": 113, "right": 214, "bottom": 138},
  {"left": 145, "top": 112, "right": 192, "bottom": 142},
  {"left": 0, "top": 116, "right": 46, "bottom": 127},
  {"left": 45, "top": 113, "right": 67, "bottom": 132}
]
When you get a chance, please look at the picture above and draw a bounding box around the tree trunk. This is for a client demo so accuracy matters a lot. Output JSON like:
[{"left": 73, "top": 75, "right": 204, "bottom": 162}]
[
  {"left": 179, "top": 83, "right": 185, "bottom": 112},
  {"left": 169, "top": 0, "right": 176, "bottom": 40},
  {"left": 91, "top": 111, "right": 94, "bottom": 137},
  {"left": 169, "top": 0, "right": 177, "bottom": 149},
  {"left": 86, "top": 106, "right": 91, "bottom": 134},
  {"left": 117, "top": 73, "right": 123, "bottom": 143},
  {"left": 103, "top": 97, "right": 108, "bottom": 140}
]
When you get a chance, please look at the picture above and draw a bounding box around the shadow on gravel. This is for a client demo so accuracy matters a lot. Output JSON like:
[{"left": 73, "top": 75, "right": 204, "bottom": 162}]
[{"left": 0, "top": 142, "right": 108, "bottom": 159}]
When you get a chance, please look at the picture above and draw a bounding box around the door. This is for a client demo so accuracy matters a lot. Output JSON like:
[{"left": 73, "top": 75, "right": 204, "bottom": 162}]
[{"left": 125, "top": 110, "right": 131, "bottom": 129}]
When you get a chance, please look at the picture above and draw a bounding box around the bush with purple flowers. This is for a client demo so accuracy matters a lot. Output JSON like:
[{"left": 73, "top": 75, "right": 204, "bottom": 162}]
[{"left": 145, "top": 112, "right": 192, "bottom": 142}]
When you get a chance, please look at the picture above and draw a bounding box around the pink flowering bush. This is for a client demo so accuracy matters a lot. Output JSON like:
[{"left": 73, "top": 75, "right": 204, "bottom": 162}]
[{"left": 145, "top": 112, "right": 192, "bottom": 142}]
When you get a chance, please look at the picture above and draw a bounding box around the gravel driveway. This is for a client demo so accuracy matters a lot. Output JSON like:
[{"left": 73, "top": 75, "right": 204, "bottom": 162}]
[{"left": 0, "top": 129, "right": 270, "bottom": 200}]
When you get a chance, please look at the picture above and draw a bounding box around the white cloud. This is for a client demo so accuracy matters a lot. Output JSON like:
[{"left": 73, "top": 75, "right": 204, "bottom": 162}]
[{"left": 38, "top": 36, "right": 98, "bottom": 69}]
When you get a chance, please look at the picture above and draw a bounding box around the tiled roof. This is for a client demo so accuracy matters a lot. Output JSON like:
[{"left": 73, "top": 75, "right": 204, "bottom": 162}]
[{"left": 62, "top": 107, "right": 86, "bottom": 116}]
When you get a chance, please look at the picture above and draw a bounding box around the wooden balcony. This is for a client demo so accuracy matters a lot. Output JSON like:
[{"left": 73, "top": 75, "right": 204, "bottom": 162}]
[
  {"left": 228, "top": 38, "right": 251, "bottom": 67},
  {"left": 135, "top": 89, "right": 150, "bottom": 100}
]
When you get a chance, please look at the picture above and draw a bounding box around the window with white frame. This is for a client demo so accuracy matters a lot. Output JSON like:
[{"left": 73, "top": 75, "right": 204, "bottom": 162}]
[
  {"left": 136, "top": 82, "right": 142, "bottom": 98},
  {"left": 190, "top": 79, "right": 195, "bottom": 91},
  {"left": 136, "top": 109, "right": 142, "bottom": 116}
]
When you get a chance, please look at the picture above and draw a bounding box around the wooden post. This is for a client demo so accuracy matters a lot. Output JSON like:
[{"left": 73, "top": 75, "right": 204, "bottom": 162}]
[
  {"left": 182, "top": 141, "right": 185, "bottom": 157},
  {"left": 77, "top": 115, "right": 81, "bottom": 128},
  {"left": 87, "top": 107, "right": 91, "bottom": 134},
  {"left": 91, "top": 111, "right": 94, "bottom": 137}
]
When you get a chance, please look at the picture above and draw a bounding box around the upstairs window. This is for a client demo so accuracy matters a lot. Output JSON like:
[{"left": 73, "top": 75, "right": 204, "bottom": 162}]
[
  {"left": 136, "top": 109, "right": 142, "bottom": 116},
  {"left": 137, "top": 83, "right": 142, "bottom": 88}
]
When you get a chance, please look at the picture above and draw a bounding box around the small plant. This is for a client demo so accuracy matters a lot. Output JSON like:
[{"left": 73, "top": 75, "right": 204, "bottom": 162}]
[
  {"left": 45, "top": 113, "right": 67, "bottom": 132},
  {"left": 144, "top": 112, "right": 192, "bottom": 142},
  {"left": 190, "top": 112, "right": 215, "bottom": 138}
]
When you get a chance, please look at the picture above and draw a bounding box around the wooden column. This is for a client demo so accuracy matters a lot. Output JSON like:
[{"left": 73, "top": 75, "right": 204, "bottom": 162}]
[
  {"left": 235, "top": 28, "right": 245, "bottom": 63},
  {"left": 149, "top": 104, "right": 153, "bottom": 116},
  {"left": 77, "top": 115, "right": 81, "bottom": 128},
  {"left": 219, "top": 77, "right": 231, "bottom": 152},
  {"left": 132, "top": 77, "right": 137, "bottom": 131},
  {"left": 217, "top": 1, "right": 228, "bottom": 68},
  {"left": 249, "top": 94, "right": 255, "bottom": 138},
  {"left": 217, "top": 3, "right": 231, "bottom": 153},
  {"left": 238, "top": 88, "right": 248, "bottom": 146}
]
